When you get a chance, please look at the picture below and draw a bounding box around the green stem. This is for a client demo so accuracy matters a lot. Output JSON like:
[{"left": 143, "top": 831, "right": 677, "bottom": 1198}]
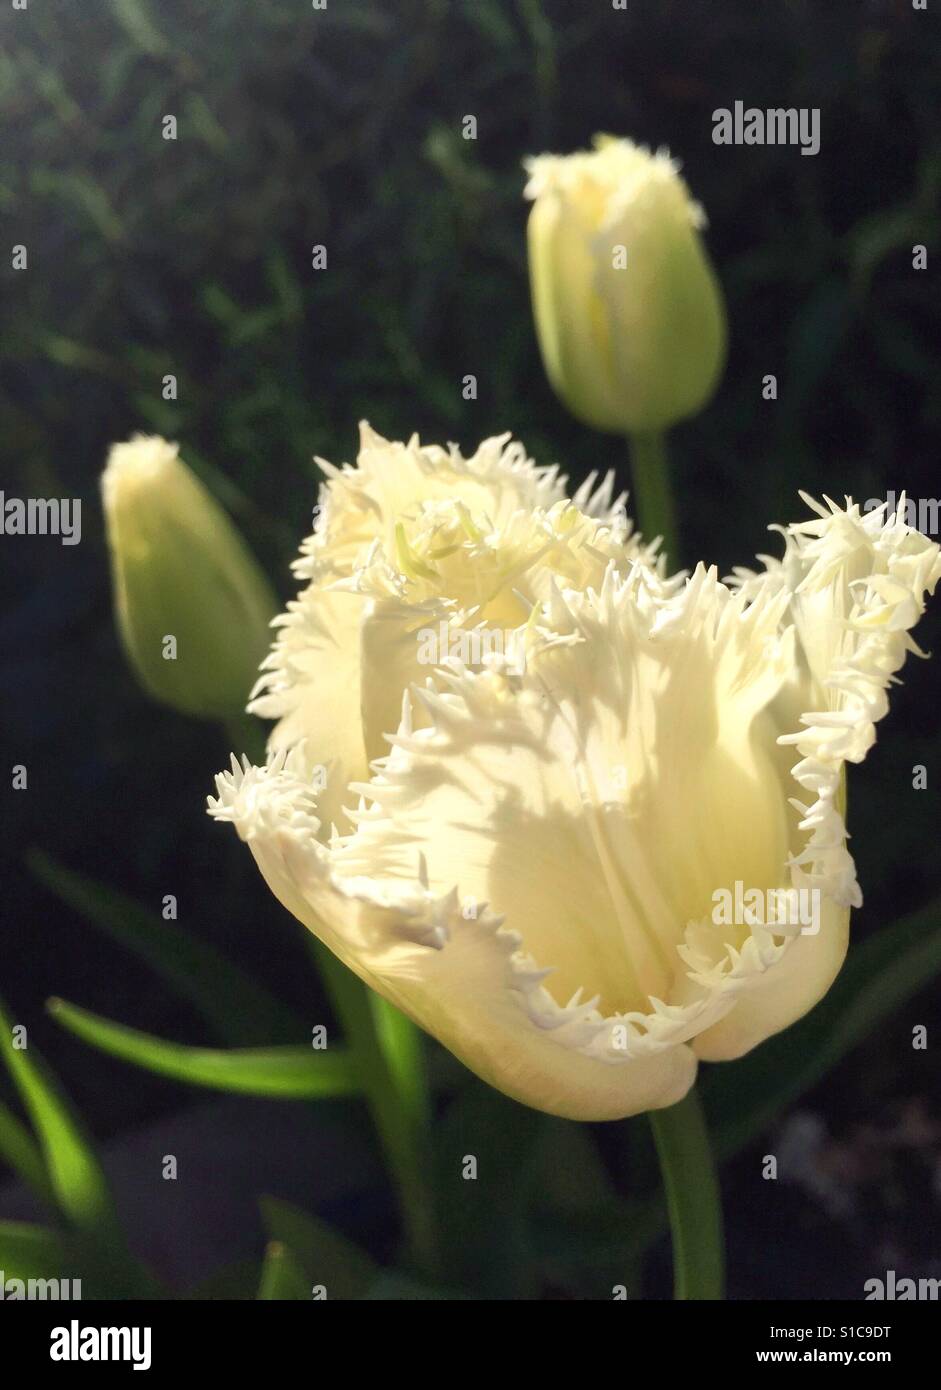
[
  {"left": 648, "top": 1088, "right": 725, "bottom": 1300},
  {"left": 310, "top": 942, "right": 437, "bottom": 1278},
  {"left": 628, "top": 431, "right": 679, "bottom": 568}
]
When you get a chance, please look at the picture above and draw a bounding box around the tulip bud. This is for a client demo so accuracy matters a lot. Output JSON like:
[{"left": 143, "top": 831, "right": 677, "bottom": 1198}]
[
  {"left": 524, "top": 135, "right": 726, "bottom": 434},
  {"left": 102, "top": 435, "right": 277, "bottom": 720}
]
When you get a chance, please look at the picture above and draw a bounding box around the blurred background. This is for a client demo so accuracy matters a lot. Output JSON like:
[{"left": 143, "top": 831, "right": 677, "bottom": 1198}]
[{"left": 1, "top": 0, "right": 940, "bottom": 1298}]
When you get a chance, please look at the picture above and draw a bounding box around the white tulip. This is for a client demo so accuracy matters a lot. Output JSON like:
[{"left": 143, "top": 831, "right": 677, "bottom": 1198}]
[{"left": 210, "top": 441, "right": 940, "bottom": 1121}]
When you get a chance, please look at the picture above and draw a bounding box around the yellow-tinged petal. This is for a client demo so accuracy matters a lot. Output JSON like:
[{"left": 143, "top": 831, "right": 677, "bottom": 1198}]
[
  {"left": 249, "top": 586, "right": 369, "bottom": 835},
  {"left": 208, "top": 750, "right": 696, "bottom": 1121},
  {"left": 250, "top": 425, "right": 658, "bottom": 831}
]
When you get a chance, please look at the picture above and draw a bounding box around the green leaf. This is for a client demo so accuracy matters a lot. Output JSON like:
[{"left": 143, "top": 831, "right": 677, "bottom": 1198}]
[
  {"left": 30, "top": 169, "right": 124, "bottom": 243},
  {"left": 0, "top": 1097, "right": 55, "bottom": 1208},
  {"left": 257, "top": 1241, "right": 311, "bottom": 1301},
  {"left": 201, "top": 283, "right": 243, "bottom": 326},
  {"left": 0, "top": 997, "right": 157, "bottom": 1299},
  {"left": 108, "top": 0, "right": 170, "bottom": 56},
  {"left": 703, "top": 895, "right": 941, "bottom": 1160},
  {"left": 260, "top": 1196, "right": 378, "bottom": 1300},
  {"left": 0, "top": 1222, "right": 69, "bottom": 1284},
  {"left": 181, "top": 93, "right": 229, "bottom": 153},
  {"left": 27, "top": 849, "right": 303, "bottom": 1046},
  {"left": 36, "top": 335, "right": 115, "bottom": 374},
  {"left": 0, "top": 993, "right": 118, "bottom": 1239},
  {"left": 845, "top": 206, "right": 930, "bottom": 298},
  {"left": 47, "top": 999, "right": 359, "bottom": 1100},
  {"left": 228, "top": 307, "right": 286, "bottom": 348}
]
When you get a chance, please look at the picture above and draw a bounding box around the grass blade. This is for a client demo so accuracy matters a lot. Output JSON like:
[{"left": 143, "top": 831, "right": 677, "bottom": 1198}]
[
  {"left": 0, "top": 993, "right": 117, "bottom": 1238},
  {"left": 47, "top": 999, "right": 359, "bottom": 1100},
  {"left": 257, "top": 1241, "right": 311, "bottom": 1300},
  {"left": 0, "top": 1097, "right": 55, "bottom": 1208},
  {"left": 0, "top": 1221, "right": 68, "bottom": 1284},
  {"left": 260, "top": 1195, "right": 377, "bottom": 1300}
]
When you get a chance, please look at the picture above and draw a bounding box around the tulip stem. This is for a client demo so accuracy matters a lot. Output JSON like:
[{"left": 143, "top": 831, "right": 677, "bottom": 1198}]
[
  {"left": 648, "top": 1088, "right": 725, "bottom": 1300},
  {"left": 309, "top": 941, "right": 438, "bottom": 1278},
  {"left": 628, "top": 431, "right": 680, "bottom": 568}
]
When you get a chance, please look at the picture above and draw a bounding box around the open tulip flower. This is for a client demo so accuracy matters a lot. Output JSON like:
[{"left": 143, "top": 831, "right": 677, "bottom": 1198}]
[{"left": 210, "top": 429, "right": 941, "bottom": 1122}]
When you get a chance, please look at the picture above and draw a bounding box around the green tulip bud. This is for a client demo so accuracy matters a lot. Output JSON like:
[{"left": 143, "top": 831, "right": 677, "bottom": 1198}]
[
  {"left": 102, "top": 435, "right": 277, "bottom": 720},
  {"left": 524, "top": 135, "right": 727, "bottom": 434}
]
